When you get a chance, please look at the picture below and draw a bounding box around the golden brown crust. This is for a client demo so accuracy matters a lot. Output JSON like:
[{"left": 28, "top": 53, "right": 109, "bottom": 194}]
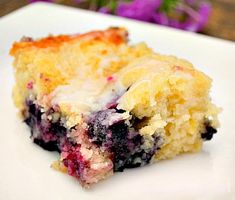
[
  {"left": 10, "top": 27, "right": 128, "bottom": 55},
  {"left": 10, "top": 27, "right": 151, "bottom": 111}
]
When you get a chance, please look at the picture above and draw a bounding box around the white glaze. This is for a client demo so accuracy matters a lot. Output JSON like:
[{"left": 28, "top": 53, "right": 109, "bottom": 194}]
[{"left": 51, "top": 76, "right": 126, "bottom": 114}]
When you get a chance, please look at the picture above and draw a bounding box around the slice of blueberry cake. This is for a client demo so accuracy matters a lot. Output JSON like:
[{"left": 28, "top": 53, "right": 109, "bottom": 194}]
[{"left": 10, "top": 27, "right": 220, "bottom": 187}]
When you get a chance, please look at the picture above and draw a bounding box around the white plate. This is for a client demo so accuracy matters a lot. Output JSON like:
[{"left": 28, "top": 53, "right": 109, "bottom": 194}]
[{"left": 0, "top": 2, "right": 235, "bottom": 200}]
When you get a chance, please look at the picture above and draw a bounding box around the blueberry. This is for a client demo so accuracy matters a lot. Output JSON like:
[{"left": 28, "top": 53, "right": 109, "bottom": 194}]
[
  {"left": 50, "top": 122, "right": 67, "bottom": 136},
  {"left": 24, "top": 100, "right": 68, "bottom": 152},
  {"left": 201, "top": 125, "right": 217, "bottom": 140},
  {"left": 33, "top": 138, "right": 60, "bottom": 152},
  {"left": 87, "top": 109, "right": 162, "bottom": 172},
  {"left": 109, "top": 121, "right": 128, "bottom": 143},
  {"left": 115, "top": 109, "right": 125, "bottom": 113},
  {"left": 88, "top": 110, "right": 116, "bottom": 146},
  {"left": 26, "top": 100, "right": 42, "bottom": 121}
]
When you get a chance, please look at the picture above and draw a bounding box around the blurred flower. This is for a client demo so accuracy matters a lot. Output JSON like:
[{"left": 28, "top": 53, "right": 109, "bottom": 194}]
[
  {"left": 28, "top": 0, "right": 212, "bottom": 32},
  {"left": 193, "top": 2, "right": 211, "bottom": 31},
  {"left": 29, "top": 0, "right": 52, "bottom": 2},
  {"left": 152, "top": 12, "right": 169, "bottom": 25},
  {"left": 115, "top": 0, "right": 211, "bottom": 32},
  {"left": 117, "top": 0, "right": 162, "bottom": 22},
  {"left": 167, "top": 1, "right": 211, "bottom": 32},
  {"left": 98, "top": 7, "right": 111, "bottom": 14}
]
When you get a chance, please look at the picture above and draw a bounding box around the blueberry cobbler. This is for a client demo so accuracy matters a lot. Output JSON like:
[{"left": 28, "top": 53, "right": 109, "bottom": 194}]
[{"left": 10, "top": 28, "right": 220, "bottom": 187}]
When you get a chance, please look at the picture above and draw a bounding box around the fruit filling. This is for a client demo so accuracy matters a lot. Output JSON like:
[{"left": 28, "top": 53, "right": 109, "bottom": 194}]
[
  {"left": 87, "top": 108, "right": 162, "bottom": 171},
  {"left": 24, "top": 99, "right": 163, "bottom": 184}
]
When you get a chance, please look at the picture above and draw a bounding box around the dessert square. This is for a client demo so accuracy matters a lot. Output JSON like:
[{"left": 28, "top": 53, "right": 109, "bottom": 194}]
[{"left": 10, "top": 27, "right": 219, "bottom": 187}]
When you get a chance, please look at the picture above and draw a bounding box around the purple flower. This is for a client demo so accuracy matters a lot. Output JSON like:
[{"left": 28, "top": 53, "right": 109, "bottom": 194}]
[
  {"left": 175, "top": 1, "right": 211, "bottom": 32},
  {"left": 29, "top": 0, "right": 53, "bottom": 2},
  {"left": 98, "top": 7, "right": 111, "bottom": 14},
  {"left": 194, "top": 2, "right": 211, "bottom": 31},
  {"left": 152, "top": 12, "right": 169, "bottom": 25},
  {"left": 185, "top": 0, "right": 195, "bottom": 5},
  {"left": 152, "top": 0, "right": 211, "bottom": 32},
  {"left": 117, "top": 0, "right": 162, "bottom": 22},
  {"left": 31, "top": 0, "right": 210, "bottom": 33}
]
